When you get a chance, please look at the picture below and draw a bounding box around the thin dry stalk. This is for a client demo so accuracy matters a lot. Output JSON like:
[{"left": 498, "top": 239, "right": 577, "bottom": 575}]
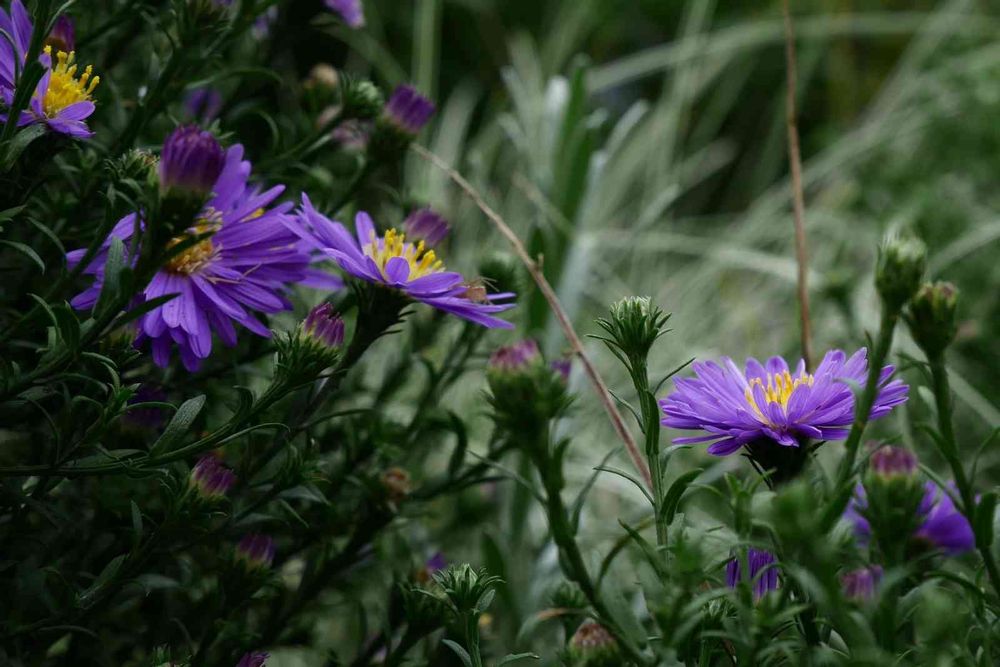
[
  {"left": 782, "top": 0, "right": 814, "bottom": 370},
  {"left": 411, "top": 143, "right": 653, "bottom": 490}
]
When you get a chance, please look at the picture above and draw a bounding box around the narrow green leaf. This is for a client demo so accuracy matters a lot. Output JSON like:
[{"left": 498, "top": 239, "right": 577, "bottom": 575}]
[
  {"left": 441, "top": 639, "right": 473, "bottom": 667},
  {"left": 149, "top": 395, "right": 206, "bottom": 457}
]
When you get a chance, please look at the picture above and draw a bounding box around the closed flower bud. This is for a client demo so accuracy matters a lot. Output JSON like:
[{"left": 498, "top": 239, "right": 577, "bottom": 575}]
[
  {"left": 370, "top": 85, "right": 434, "bottom": 160},
  {"left": 549, "top": 581, "right": 587, "bottom": 611},
  {"left": 189, "top": 454, "right": 236, "bottom": 500},
  {"left": 235, "top": 652, "right": 268, "bottom": 667},
  {"left": 567, "top": 622, "right": 621, "bottom": 667},
  {"left": 875, "top": 234, "right": 926, "bottom": 312},
  {"left": 726, "top": 548, "right": 779, "bottom": 602},
  {"left": 159, "top": 126, "right": 225, "bottom": 198},
  {"left": 235, "top": 534, "right": 275, "bottom": 571},
  {"left": 488, "top": 339, "right": 541, "bottom": 374},
  {"left": 306, "top": 63, "right": 340, "bottom": 91},
  {"left": 276, "top": 304, "right": 346, "bottom": 383},
  {"left": 841, "top": 565, "right": 882, "bottom": 602},
  {"left": 487, "top": 341, "right": 571, "bottom": 432},
  {"left": 399, "top": 582, "right": 450, "bottom": 633},
  {"left": 906, "top": 281, "right": 958, "bottom": 358},
  {"left": 342, "top": 79, "right": 384, "bottom": 121},
  {"left": 302, "top": 302, "right": 346, "bottom": 349},
  {"left": 868, "top": 444, "right": 919, "bottom": 481},
  {"left": 403, "top": 208, "right": 449, "bottom": 247},
  {"left": 44, "top": 15, "right": 75, "bottom": 53},
  {"left": 599, "top": 296, "right": 670, "bottom": 362}
]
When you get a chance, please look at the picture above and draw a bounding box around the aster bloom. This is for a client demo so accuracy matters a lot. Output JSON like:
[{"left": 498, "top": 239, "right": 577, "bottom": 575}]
[
  {"left": 159, "top": 125, "right": 225, "bottom": 197},
  {"left": 726, "top": 548, "right": 779, "bottom": 601},
  {"left": 68, "top": 142, "right": 325, "bottom": 371},
  {"left": 660, "top": 348, "right": 908, "bottom": 456},
  {"left": 289, "top": 196, "right": 515, "bottom": 328},
  {"left": 489, "top": 339, "right": 541, "bottom": 372},
  {"left": 0, "top": 3, "right": 99, "bottom": 138},
  {"left": 846, "top": 481, "right": 974, "bottom": 555},
  {"left": 841, "top": 565, "right": 882, "bottom": 601},
  {"left": 235, "top": 534, "right": 275, "bottom": 570},
  {"left": 189, "top": 455, "right": 236, "bottom": 500},
  {"left": 184, "top": 86, "right": 223, "bottom": 123},
  {"left": 403, "top": 208, "right": 449, "bottom": 246},
  {"left": 235, "top": 652, "right": 268, "bottom": 667},
  {"left": 326, "top": 0, "right": 365, "bottom": 28},
  {"left": 382, "top": 85, "right": 435, "bottom": 136}
]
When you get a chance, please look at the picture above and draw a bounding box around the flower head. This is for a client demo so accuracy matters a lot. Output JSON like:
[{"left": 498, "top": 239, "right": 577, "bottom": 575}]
[
  {"left": 403, "top": 208, "right": 449, "bottom": 246},
  {"left": 0, "top": 3, "right": 99, "bottom": 138},
  {"left": 289, "top": 197, "right": 515, "bottom": 328},
  {"left": 235, "top": 534, "right": 275, "bottom": 570},
  {"left": 325, "top": 0, "right": 365, "bottom": 28},
  {"left": 302, "top": 302, "right": 346, "bottom": 349},
  {"left": 184, "top": 87, "right": 223, "bottom": 124},
  {"left": 68, "top": 142, "right": 320, "bottom": 371},
  {"left": 868, "top": 445, "right": 919, "bottom": 481},
  {"left": 235, "top": 652, "right": 269, "bottom": 667},
  {"left": 45, "top": 15, "right": 75, "bottom": 54},
  {"left": 488, "top": 340, "right": 541, "bottom": 373},
  {"left": 846, "top": 481, "right": 974, "bottom": 555},
  {"left": 907, "top": 281, "right": 959, "bottom": 357},
  {"left": 841, "top": 565, "right": 882, "bottom": 601},
  {"left": 568, "top": 621, "right": 620, "bottom": 667},
  {"left": 159, "top": 125, "right": 226, "bottom": 197},
  {"left": 725, "top": 548, "right": 779, "bottom": 601},
  {"left": 382, "top": 84, "right": 435, "bottom": 136},
  {"left": 190, "top": 455, "right": 236, "bottom": 500},
  {"left": 660, "top": 348, "right": 908, "bottom": 456}
]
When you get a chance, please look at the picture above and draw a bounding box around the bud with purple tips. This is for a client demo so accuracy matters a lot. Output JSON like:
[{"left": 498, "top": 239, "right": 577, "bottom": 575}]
[
  {"left": 235, "top": 652, "right": 268, "bottom": 667},
  {"left": 190, "top": 454, "right": 236, "bottom": 501},
  {"left": 184, "top": 87, "right": 223, "bottom": 124},
  {"left": 841, "top": 565, "right": 882, "bottom": 602},
  {"left": 403, "top": 208, "right": 449, "bottom": 246},
  {"left": 868, "top": 445, "right": 919, "bottom": 481},
  {"left": 567, "top": 621, "right": 621, "bottom": 667},
  {"left": 325, "top": 0, "right": 365, "bottom": 28},
  {"left": 726, "top": 548, "right": 779, "bottom": 602},
  {"left": 235, "top": 534, "right": 275, "bottom": 571},
  {"left": 488, "top": 339, "right": 541, "bottom": 374},
  {"left": 44, "top": 15, "right": 75, "bottom": 53},
  {"left": 382, "top": 85, "right": 435, "bottom": 136},
  {"left": 302, "top": 302, "right": 346, "bottom": 349},
  {"left": 159, "top": 125, "right": 225, "bottom": 198}
]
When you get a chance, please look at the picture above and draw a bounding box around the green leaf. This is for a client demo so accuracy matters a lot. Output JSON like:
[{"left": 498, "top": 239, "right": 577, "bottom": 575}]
[
  {"left": 0, "top": 123, "right": 46, "bottom": 170},
  {"left": 95, "top": 237, "right": 126, "bottom": 317},
  {"left": 149, "top": 395, "right": 206, "bottom": 457},
  {"left": 975, "top": 492, "right": 997, "bottom": 550},
  {"left": 441, "top": 639, "right": 473, "bottom": 667},
  {"left": 77, "top": 554, "right": 127, "bottom": 608},
  {"left": 130, "top": 501, "right": 143, "bottom": 552},
  {"left": 496, "top": 653, "right": 540, "bottom": 666},
  {"left": 661, "top": 469, "right": 702, "bottom": 527},
  {"left": 0, "top": 240, "right": 45, "bottom": 272}
]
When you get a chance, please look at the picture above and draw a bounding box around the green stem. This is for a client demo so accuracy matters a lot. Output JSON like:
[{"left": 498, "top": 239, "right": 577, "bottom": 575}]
[{"left": 631, "top": 359, "right": 666, "bottom": 547}]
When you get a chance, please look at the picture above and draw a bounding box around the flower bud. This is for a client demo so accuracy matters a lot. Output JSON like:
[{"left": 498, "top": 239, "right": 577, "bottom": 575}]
[
  {"left": 487, "top": 341, "right": 571, "bottom": 433},
  {"left": 434, "top": 564, "right": 500, "bottom": 616},
  {"left": 45, "top": 15, "right": 75, "bottom": 53},
  {"left": 235, "top": 534, "right": 275, "bottom": 571},
  {"left": 380, "top": 467, "right": 411, "bottom": 505},
  {"left": 235, "top": 652, "right": 268, "bottom": 667},
  {"left": 549, "top": 580, "right": 587, "bottom": 610},
  {"left": 302, "top": 302, "right": 346, "bottom": 349},
  {"left": 159, "top": 126, "right": 224, "bottom": 198},
  {"left": 325, "top": 0, "right": 365, "bottom": 28},
  {"left": 184, "top": 87, "right": 223, "bottom": 124},
  {"left": 488, "top": 339, "right": 541, "bottom": 374},
  {"left": 341, "top": 79, "right": 384, "bottom": 121},
  {"left": 906, "top": 281, "right": 958, "bottom": 358},
  {"left": 841, "top": 565, "right": 882, "bottom": 602},
  {"left": 276, "top": 304, "right": 346, "bottom": 383},
  {"left": 725, "top": 548, "right": 779, "bottom": 602},
  {"left": 403, "top": 208, "right": 449, "bottom": 246},
  {"left": 370, "top": 85, "right": 434, "bottom": 161},
  {"left": 859, "top": 446, "right": 926, "bottom": 565},
  {"left": 189, "top": 454, "right": 236, "bottom": 500},
  {"left": 567, "top": 622, "right": 621, "bottom": 667},
  {"left": 875, "top": 234, "right": 926, "bottom": 312},
  {"left": 599, "top": 296, "right": 670, "bottom": 362},
  {"left": 868, "top": 445, "right": 919, "bottom": 481}
]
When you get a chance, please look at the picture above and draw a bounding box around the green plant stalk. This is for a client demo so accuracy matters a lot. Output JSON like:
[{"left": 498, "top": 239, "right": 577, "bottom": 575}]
[
  {"left": 927, "top": 355, "right": 1000, "bottom": 599},
  {"left": 629, "top": 356, "right": 667, "bottom": 547}
]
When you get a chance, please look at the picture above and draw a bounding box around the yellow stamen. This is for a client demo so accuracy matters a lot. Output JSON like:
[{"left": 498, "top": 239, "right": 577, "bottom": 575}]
[
  {"left": 363, "top": 228, "right": 444, "bottom": 280},
  {"left": 744, "top": 370, "right": 814, "bottom": 423},
  {"left": 40, "top": 47, "right": 100, "bottom": 117},
  {"left": 164, "top": 213, "right": 222, "bottom": 275}
]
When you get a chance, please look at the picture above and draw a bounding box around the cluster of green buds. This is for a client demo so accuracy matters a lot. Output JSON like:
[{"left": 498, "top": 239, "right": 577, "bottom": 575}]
[
  {"left": 875, "top": 234, "right": 927, "bottom": 313},
  {"left": 275, "top": 303, "right": 346, "bottom": 385},
  {"left": 906, "top": 281, "right": 959, "bottom": 358}
]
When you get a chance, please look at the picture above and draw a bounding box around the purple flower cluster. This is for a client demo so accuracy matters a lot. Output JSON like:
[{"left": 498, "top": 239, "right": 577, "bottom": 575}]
[
  {"left": 382, "top": 85, "right": 435, "bottom": 136},
  {"left": 289, "top": 196, "right": 515, "bottom": 328},
  {"left": 326, "top": 0, "right": 365, "bottom": 28},
  {"left": 661, "top": 348, "right": 908, "bottom": 456},
  {"left": 725, "top": 548, "right": 779, "bottom": 601},
  {"left": 0, "top": 5, "right": 99, "bottom": 138}
]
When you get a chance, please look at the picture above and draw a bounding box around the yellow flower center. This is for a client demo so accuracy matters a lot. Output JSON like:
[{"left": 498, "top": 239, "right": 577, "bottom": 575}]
[
  {"left": 164, "top": 214, "right": 222, "bottom": 275},
  {"left": 364, "top": 228, "right": 444, "bottom": 280},
  {"left": 41, "top": 47, "right": 100, "bottom": 117},
  {"left": 744, "top": 370, "right": 814, "bottom": 421}
]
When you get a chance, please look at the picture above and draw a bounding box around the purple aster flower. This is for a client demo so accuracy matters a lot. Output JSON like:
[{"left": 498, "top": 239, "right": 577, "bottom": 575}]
[
  {"left": 235, "top": 534, "right": 275, "bottom": 570},
  {"left": 190, "top": 455, "right": 236, "bottom": 500},
  {"left": 44, "top": 15, "right": 75, "bottom": 53},
  {"left": 0, "top": 2, "right": 99, "bottom": 138},
  {"left": 184, "top": 86, "right": 223, "bottom": 124},
  {"left": 488, "top": 340, "right": 541, "bottom": 371},
  {"left": 302, "top": 302, "right": 345, "bottom": 348},
  {"left": 403, "top": 208, "right": 449, "bottom": 246},
  {"left": 725, "top": 548, "right": 779, "bottom": 601},
  {"left": 845, "top": 481, "right": 974, "bottom": 555},
  {"left": 660, "top": 348, "right": 908, "bottom": 456},
  {"left": 326, "top": 0, "right": 365, "bottom": 28},
  {"left": 841, "top": 565, "right": 882, "bottom": 601},
  {"left": 67, "top": 142, "right": 333, "bottom": 371},
  {"left": 382, "top": 85, "right": 435, "bottom": 136},
  {"left": 236, "top": 652, "right": 269, "bottom": 667},
  {"left": 159, "top": 125, "right": 226, "bottom": 197},
  {"left": 288, "top": 196, "right": 515, "bottom": 328}
]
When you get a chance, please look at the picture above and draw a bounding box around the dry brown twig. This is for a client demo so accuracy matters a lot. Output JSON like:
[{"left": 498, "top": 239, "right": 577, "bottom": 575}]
[
  {"left": 411, "top": 143, "right": 653, "bottom": 490},
  {"left": 782, "top": 0, "right": 814, "bottom": 371}
]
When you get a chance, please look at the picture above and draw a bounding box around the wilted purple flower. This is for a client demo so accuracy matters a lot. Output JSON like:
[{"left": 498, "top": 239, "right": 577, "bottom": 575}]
[
  {"left": 0, "top": 3, "right": 99, "bottom": 138},
  {"left": 159, "top": 125, "right": 226, "bottom": 197},
  {"left": 841, "top": 565, "right": 882, "bottom": 601},
  {"left": 302, "top": 302, "right": 345, "bottom": 348},
  {"left": 382, "top": 85, "right": 435, "bottom": 136},
  {"left": 869, "top": 445, "right": 919, "bottom": 480},
  {"left": 726, "top": 548, "right": 779, "bottom": 601},
  {"left": 236, "top": 534, "right": 275, "bottom": 570},
  {"left": 488, "top": 340, "right": 540, "bottom": 372},
  {"left": 190, "top": 455, "right": 236, "bottom": 500},
  {"left": 845, "top": 481, "right": 974, "bottom": 555},
  {"left": 403, "top": 208, "right": 449, "bottom": 247},
  {"left": 660, "top": 348, "right": 908, "bottom": 456},
  {"left": 289, "top": 196, "right": 515, "bottom": 328},
  {"left": 184, "top": 87, "right": 223, "bottom": 124},
  {"left": 235, "top": 652, "right": 269, "bottom": 667},
  {"left": 326, "top": 0, "right": 365, "bottom": 28},
  {"left": 68, "top": 142, "right": 329, "bottom": 371},
  {"left": 44, "top": 15, "right": 75, "bottom": 53}
]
